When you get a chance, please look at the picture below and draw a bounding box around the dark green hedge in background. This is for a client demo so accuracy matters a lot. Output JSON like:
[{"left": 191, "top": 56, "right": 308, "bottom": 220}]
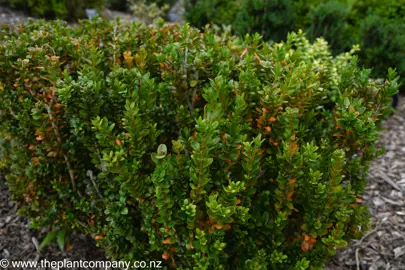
[
  {"left": 1, "top": 0, "right": 105, "bottom": 20},
  {"left": 185, "top": 0, "right": 405, "bottom": 92}
]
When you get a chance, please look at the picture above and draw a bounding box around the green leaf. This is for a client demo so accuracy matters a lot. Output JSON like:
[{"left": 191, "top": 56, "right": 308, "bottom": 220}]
[
  {"left": 57, "top": 230, "right": 66, "bottom": 252},
  {"left": 155, "top": 144, "right": 167, "bottom": 159},
  {"left": 121, "top": 207, "right": 128, "bottom": 215},
  {"left": 39, "top": 230, "right": 58, "bottom": 250},
  {"left": 190, "top": 80, "right": 198, "bottom": 87}
]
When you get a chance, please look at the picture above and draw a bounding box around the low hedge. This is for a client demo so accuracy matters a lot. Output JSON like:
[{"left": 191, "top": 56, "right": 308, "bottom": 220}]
[{"left": 0, "top": 18, "right": 398, "bottom": 269}]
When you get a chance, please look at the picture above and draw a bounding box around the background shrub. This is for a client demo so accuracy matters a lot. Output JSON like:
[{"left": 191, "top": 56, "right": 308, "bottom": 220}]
[
  {"left": 0, "top": 18, "right": 398, "bottom": 268},
  {"left": 1, "top": 0, "right": 105, "bottom": 20},
  {"left": 184, "top": 0, "right": 405, "bottom": 92}
]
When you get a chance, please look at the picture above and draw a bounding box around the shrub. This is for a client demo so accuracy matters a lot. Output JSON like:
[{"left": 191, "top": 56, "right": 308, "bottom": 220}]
[
  {"left": 185, "top": 0, "right": 297, "bottom": 43},
  {"left": 2, "top": 0, "right": 105, "bottom": 20},
  {"left": 184, "top": 0, "right": 240, "bottom": 31},
  {"left": 184, "top": 0, "right": 405, "bottom": 92},
  {"left": 130, "top": 0, "right": 171, "bottom": 24},
  {"left": 106, "top": 0, "right": 128, "bottom": 11},
  {"left": 0, "top": 18, "right": 398, "bottom": 269},
  {"left": 107, "top": 0, "right": 177, "bottom": 17}
]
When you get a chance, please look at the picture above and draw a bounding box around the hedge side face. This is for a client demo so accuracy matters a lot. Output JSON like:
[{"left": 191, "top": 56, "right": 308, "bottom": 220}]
[{"left": 0, "top": 19, "right": 398, "bottom": 269}]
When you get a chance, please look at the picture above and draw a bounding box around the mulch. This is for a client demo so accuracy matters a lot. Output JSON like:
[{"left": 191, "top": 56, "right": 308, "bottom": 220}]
[{"left": 1, "top": 4, "right": 405, "bottom": 269}]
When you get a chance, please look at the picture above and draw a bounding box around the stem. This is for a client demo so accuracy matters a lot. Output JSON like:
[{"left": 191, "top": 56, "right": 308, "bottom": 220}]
[{"left": 46, "top": 95, "right": 82, "bottom": 197}]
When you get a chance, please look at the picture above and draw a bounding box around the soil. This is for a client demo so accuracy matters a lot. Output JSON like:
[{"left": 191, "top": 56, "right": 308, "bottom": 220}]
[{"left": 1, "top": 3, "right": 405, "bottom": 269}]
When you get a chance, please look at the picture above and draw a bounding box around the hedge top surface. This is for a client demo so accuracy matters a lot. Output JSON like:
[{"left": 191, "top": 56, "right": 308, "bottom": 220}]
[{"left": 0, "top": 18, "right": 399, "bottom": 269}]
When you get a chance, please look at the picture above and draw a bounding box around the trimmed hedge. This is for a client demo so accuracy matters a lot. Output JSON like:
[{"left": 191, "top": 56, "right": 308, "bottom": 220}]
[{"left": 0, "top": 18, "right": 398, "bottom": 269}]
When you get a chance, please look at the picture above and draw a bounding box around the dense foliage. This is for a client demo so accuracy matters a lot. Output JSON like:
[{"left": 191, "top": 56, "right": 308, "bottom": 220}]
[
  {"left": 107, "top": 0, "right": 177, "bottom": 16},
  {"left": 1, "top": 0, "right": 105, "bottom": 20},
  {"left": 0, "top": 18, "right": 398, "bottom": 269},
  {"left": 184, "top": 0, "right": 405, "bottom": 92}
]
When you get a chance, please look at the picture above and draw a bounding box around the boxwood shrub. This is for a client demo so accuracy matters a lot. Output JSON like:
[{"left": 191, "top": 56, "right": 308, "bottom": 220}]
[{"left": 0, "top": 18, "right": 399, "bottom": 269}]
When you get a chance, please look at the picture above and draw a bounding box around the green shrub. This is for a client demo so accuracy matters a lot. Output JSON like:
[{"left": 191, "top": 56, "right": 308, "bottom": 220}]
[
  {"left": 3, "top": 0, "right": 105, "bottom": 20},
  {"left": 131, "top": 0, "right": 171, "bottom": 24},
  {"left": 0, "top": 18, "right": 398, "bottom": 268},
  {"left": 107, "top": 0, "right": 177, "bottom": 15},
  {"left": 184, "top": 0, "right": 240, "bottom": 31},
  {"left": 184, "top": 0, "right": 405, "bottom": 92}
]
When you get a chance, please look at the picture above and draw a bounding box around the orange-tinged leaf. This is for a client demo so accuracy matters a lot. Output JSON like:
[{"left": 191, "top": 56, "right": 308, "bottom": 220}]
[
  {"left": 162, "top": 252, "right": 170, "bottom": 260},
  {"left": 65, "top": 244, "right": 73, "bottom": 252},
  {"left": 224, "top": 224, "right": 231, "bottom": 230},
  {"left": 116, "top": 139, "right": 121, "bottom": 146},
  {"left": 36, "top": 136, "right": 43, "bottom": 141},
  {"left": 32, "top": 157, "right": 40, "bottom": 165},
  {"left": 95, "top": 235, "right": 103, "bottom": 240},
  {"left": 262, "top": 107, "right": 268, "bottom": 113},
  {"left": 356, "top": 198, "right": 363, "bottom": 203},
  {"left": 264, "top": 126, "right": 271, "bottom": 132},
  {"left": 301, "top": 235, "right": 316, "bottom": 252},
  {"left": 289, "top": 179, "right": 296, "bottom": 185},
  {"left": 214, "top": 224, "right": 223, "bottom": 230},
  {"left": 241, "top": 48, "right": 248, "bottom": 57},
  {"left": 350, "top": 203, "right": 356, "bottom": 208},
  {"left": 236, "top": 199, "right": 241, "bottom": 205},
  {"left": 163, "top": 238, "right": 173, "bottom": 245},
  {"left": 254, "top": 53, "right": 262, "bottom": 64},
  {"left": 125, "top": 133, "right": 130, "bottom": 137},
  {"left": 268, "top": 116, "right": 276, "bottom": 122},
  {"left": 291, "top": 143, "right": 298, "bottom": 154}
]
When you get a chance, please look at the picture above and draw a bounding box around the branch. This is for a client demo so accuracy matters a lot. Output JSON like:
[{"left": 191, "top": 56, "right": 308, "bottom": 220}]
[
  {"left": 87, "top": 170, "right": 103, "bottom": 199},
  {"left": 46, "top": 96, "right": 82, "bottom": 197}
]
